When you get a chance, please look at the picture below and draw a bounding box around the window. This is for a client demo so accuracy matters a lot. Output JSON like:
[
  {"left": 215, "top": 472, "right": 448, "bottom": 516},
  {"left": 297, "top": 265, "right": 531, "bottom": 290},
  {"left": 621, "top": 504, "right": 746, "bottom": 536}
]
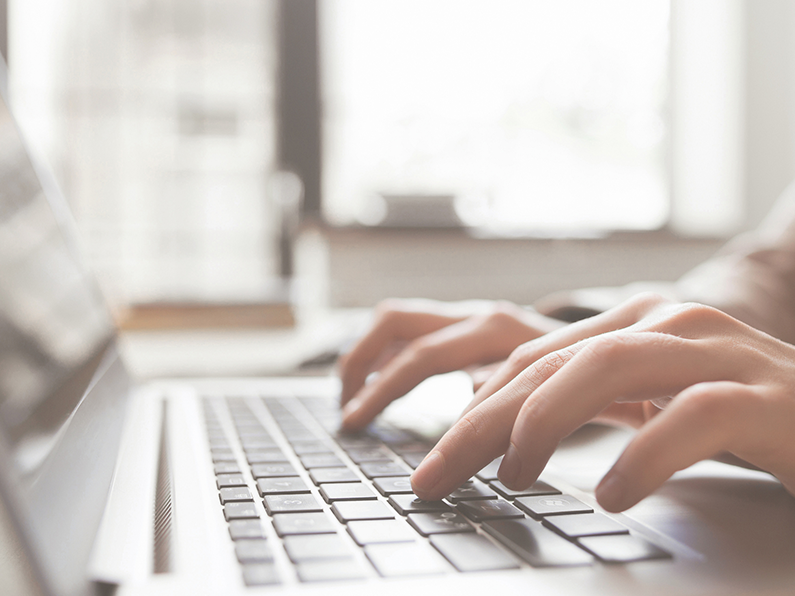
[
  {"left": 10, "top": 0, "right": 278, "bottom": 304},
  {"left": 321, "top": 0, "right": 671, "bottom": 232}
]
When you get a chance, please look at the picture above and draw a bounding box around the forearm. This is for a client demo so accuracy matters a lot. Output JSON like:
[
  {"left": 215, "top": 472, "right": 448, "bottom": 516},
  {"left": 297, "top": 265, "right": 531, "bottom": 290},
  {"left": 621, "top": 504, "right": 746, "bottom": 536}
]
[
  {"left": 535, "top": 183, "right": 795, "bottom": 344},
  {"left": 677, "top": 183, "right": 795, "bottom": 344}
]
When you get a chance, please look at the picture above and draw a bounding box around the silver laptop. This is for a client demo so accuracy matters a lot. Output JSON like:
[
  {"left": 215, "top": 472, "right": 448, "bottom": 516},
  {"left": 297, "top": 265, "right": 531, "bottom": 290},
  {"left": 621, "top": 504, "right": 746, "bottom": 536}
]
[{"left": 1, "top": 68, "right": 795, "bottom": 596}]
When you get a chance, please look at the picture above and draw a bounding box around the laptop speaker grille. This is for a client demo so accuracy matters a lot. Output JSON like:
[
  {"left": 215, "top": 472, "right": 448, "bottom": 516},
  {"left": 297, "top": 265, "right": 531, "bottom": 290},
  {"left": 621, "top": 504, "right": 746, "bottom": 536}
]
[{"left": 153, "top": 401, "right": 173, "bottom": 574}]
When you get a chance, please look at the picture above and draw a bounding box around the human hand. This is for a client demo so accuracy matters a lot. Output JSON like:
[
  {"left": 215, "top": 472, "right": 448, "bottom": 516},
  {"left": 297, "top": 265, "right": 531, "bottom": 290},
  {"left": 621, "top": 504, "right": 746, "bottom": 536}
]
[
  {"left": 410, "top": 293, "right": 795, "bottom": 511},
  {"left": 338, "top": 298, "right": 566, "bottom": 431}
]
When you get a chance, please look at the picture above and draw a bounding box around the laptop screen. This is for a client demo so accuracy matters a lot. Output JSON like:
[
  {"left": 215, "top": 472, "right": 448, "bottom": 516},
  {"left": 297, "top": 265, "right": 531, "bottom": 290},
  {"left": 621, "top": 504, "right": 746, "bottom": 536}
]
[
  {"left": 0, "top": 72, "right": 133, "bottom": 595},
  {"left": 0, "top": 96, "right": 115, "bottom": 483}
]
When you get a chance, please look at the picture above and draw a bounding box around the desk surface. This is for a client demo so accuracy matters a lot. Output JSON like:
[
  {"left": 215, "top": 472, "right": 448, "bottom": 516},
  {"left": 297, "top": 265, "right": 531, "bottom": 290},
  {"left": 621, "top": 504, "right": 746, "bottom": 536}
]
[{"left": 117, "top": 308, "right": 367, "bottom": 380}]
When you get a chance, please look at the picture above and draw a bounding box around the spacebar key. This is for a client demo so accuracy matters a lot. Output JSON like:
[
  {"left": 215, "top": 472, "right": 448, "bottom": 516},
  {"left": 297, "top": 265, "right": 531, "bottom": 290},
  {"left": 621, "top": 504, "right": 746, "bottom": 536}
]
[{"left": 483, "top": 518, "right": 594, "bottom": 567}]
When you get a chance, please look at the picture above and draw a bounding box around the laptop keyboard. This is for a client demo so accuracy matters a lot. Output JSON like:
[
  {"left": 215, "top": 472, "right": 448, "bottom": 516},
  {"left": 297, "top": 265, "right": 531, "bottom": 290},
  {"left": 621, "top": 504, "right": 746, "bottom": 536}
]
[{"left": 201, "top": 395, "right": 671, "bottom": 586}]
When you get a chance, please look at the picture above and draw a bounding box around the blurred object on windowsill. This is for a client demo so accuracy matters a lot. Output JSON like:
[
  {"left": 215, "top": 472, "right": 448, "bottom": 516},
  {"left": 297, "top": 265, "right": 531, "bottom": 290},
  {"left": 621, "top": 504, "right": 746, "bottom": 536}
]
[
  {"left": 115, "top": 281, "right": 295, "bottom": 330},
  {"left": 115, "top": 300, "right": 295, "bottom": 331},
  {"left": 356, "top": 193, "right": 463, "bottom": 229}
]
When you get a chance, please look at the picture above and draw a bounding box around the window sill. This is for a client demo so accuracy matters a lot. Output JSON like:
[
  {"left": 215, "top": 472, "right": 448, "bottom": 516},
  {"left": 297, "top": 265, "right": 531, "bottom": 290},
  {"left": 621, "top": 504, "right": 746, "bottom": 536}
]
[{"left": 296, "top": 224, "right": 726, "bottom": 308}]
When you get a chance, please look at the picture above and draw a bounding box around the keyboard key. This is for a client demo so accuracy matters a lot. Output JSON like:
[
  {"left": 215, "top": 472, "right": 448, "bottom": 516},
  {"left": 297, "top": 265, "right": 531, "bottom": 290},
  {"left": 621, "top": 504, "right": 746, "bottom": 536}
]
[
  {"left": 309, "top": 467, "right": 359, "bottom": 484},
  {"left": 300, "top": 453, "right": 344, "bottom": 468},
  {"left": 241, "top": 563, "right": 280, "bottom": 586},
  {"left": 291, "top": 441, "right": 333, "bottom": 455},
  {"left": 257, "top": 477, "right": 311, "bottom": 496},
  {"left": 515, "top": 495, "right": 593, "bottom": 518},
  {"left": 388, "top": 494, "right": 453, "bottom": 516},
  {"left": 577, "top": 534, "right": 672, "bottom": 563},
  {"left": 346, "top": 446, "right": 393, "bottom": 463},
  {"left": 490, "top": 480, "right": 561, "bottom": 499},
  {"left": 348, "top": 519, "right": 417, "bottom": 545},
  {"left": 216, "top": 474, "right": 246, "bottom": 488},
  {"left": 283, "top": 430, "right": 319, "bottom": 442},
  {"left": 264, "top": 494, "right": 324, "bottom": 514},
  {"left": 236, "top": 427, "right": 271, "bottom": 437},
  {"left": 447, "top": 480, "right": 498, "bottom": 502},
  {"left": 407, "top": 512, "right": 474, "bottom": 536},
  {"left": 250, "top": 463, "right": 298, "bottom": 478},
  {"left": 365, "top": 542, "right": 451, "bottom": 577},
  {"left": 475, "top": 457, "right": 503, "bottom": 482},
  {"left": 246, "top": 450, "right": 289, "bottom": 464},
  {"left": 332, "top": 500, "right": 395, "bottom": 522},
  {"left": 543, "top": 513, "right": 629, "bottom": 538},
  {"left": 272, "top": 512, "right": 336, "bottom": 536},
  {"left": 360, "top": 461, "right": 411, "bottom": 478},
  {"left": 296, "top": 560, "right": 367, "bottom": 582},
  {"left": 235, "top": 539, "right": 274, "bottom": 563},
  {"left": 283, "top": 534, "right": 352, "bottom": 562},
  {"left": 336, "top": 434, "right": 381, "bottom": 449},
  {"left": 214, "top": 461, "right": 241, "bottom": 475},
  {"left": 456, "top": 499, "right": 524, "bottom": 521},
  {"left": 401, "top": 453, "right": 427, "bottom": 469},
  {"left": 224, "top": 502, "right": 259, "bottom": 520},
  {"left": 370, "top": 425, "right": 414, "bottom": 445},
  {"left": 392, "top": 441, "right": 431, "bottom": 456},
  {"left": 320, "top": 482, "right": 377, "bottom": 502},
  {"left": 240, "top": 437, "right": 278, "bottom": 450},
  {"left": 210, "top": 448, "right": 236, "bottom": 462},
  {"left": 483, "top": 518, "right": 594, "bottom": 567},
  {"left": 373, "top": 476, "right": 414, "bottom": 496},
  {"left": 219, "top": 486, "right": 254, "bottom": 504},
  {"left": 228, "top": 519, "right": 264, "bottom": 540},
  {"left": 431, "top": 533, "right": 520, "bottom": 572}
]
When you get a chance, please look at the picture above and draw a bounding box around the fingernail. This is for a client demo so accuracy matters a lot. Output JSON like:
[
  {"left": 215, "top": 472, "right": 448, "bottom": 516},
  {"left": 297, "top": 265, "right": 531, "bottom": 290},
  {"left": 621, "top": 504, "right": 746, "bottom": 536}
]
[
  {"left": 341, "top": 397, "right": 361, "bottom": 418},
  {"left": 596, "top": 472, "right": 627, "bottom": 512},
  {"left": 498, "top": 444, "right": 521, "bottom": 487},
  {"left": 340, "top": 399, "right": 362, "bottom": 429},
  {"left": 411, "top": 451, "right": 445, "bottom": 496}
]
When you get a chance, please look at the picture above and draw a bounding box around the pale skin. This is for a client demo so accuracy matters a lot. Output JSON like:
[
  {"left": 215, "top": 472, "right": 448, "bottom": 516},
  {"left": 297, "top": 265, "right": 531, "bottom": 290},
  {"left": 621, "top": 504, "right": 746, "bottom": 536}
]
[{"left": 338, "top": 293, "right": 795, "bottom": 512}]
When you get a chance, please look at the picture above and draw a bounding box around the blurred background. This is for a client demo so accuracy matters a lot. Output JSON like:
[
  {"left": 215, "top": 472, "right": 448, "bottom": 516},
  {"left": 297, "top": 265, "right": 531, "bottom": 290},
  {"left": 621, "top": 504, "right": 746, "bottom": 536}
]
[{"left": 3, "top": 0, "right": 794, "bottom": 312}]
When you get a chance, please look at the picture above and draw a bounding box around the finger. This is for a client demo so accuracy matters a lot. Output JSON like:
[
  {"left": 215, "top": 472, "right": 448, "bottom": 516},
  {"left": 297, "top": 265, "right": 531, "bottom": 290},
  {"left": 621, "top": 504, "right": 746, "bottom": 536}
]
[
  {"left": 591, "top": 402, "right": 648, "bottom": 429},
  {"left": 500, "top": 332, "right": 733, "bottom": 491},
  {"left": 410, "top": 342, "right": 588, "bottom": 500},
  {"left": 460, "top": 292, "right": 672, "bottom": 418},
  {"left": 595, "top": 381, "right": 754, "bottom": 512},
  {"left": 339, "top": 305, "right": 464, "bottom": 405},
  {"left": 341, "top": 312, "right": 542, "bottom": 431},
  {"left": 469, "top": 361, "right": 504, "bottom": 392}
]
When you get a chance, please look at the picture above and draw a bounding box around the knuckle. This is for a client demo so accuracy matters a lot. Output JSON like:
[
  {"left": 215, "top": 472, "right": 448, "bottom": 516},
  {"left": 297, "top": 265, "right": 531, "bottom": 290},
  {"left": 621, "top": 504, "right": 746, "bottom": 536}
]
[
  {"left": 580, "top": 333, "right": 635, "bottom": 365},
  {"left": 407, "top": 335, "right": 433, "bottom": 358},
  {"left": 373, "top": 298, "right": 405, "bottom": 320},
  {"left": 665, "top": 301, "right": 733, "bottom": 329},
  {"left": 403, "top": 336, "right": 439, "bottom": 370},
  {"left": 507, "top": 341, "right": 540, "bottom": 369},
  {"left": 455, "top": 409, "right": 488, "bottom": 443},
  {"left": 625, "top": 291, "right": 671, "bottom": 314},
  {"left": 679, "top": 383, "right": 734, "bottom": 423},
  {"left": 521, "top": 350, "right": 571, "bottom": 389},
  {"left": 484, "top": 301, "right": 524, "bottom": 326}
]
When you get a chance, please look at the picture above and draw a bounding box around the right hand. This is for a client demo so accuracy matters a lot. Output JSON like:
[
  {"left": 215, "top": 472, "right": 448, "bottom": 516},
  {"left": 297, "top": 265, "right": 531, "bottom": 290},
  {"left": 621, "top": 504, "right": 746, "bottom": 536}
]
[{"left": 338, "top": 298, "right": 566, "bottom": 431}]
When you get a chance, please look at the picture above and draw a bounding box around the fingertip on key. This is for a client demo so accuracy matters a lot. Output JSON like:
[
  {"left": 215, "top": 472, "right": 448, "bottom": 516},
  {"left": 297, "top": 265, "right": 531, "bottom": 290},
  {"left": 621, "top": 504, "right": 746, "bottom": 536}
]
[
  {"left": 595, "top": 471, "right": 631, "bottom": 513},
  {"left": 497, "top": 443, "right": 521, "bottom": 488},
  {"left": 340, "top": 398, "right": 365, "bottom": 431},
  {"left": 410, "top": 450, "right": 445, "bottom": 499}
]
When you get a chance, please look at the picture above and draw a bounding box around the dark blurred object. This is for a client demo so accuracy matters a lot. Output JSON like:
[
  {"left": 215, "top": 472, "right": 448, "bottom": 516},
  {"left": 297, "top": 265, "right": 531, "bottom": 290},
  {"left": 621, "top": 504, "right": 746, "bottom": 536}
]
[
  {"left": 269, "top": 170, "right": 304, "bottom": 278},
  {"left": 358, "top": 193, "right": 463, "bottom": 228}
]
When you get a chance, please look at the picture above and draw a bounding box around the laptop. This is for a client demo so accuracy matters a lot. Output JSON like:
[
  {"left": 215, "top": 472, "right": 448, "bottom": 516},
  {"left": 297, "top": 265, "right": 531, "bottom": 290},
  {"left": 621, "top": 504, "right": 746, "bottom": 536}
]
[{"left": 1, "top": 65, "right": 795, "bottom": 596}]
